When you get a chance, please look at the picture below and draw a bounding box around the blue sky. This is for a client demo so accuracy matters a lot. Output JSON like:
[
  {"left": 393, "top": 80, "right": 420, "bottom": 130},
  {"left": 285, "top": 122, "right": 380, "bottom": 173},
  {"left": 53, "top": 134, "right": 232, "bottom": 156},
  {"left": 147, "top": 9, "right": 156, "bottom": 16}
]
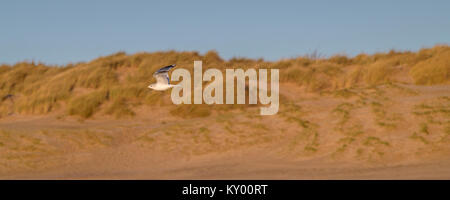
[{"left": 1, "top": 0, "right": 449, "bottom": 65}]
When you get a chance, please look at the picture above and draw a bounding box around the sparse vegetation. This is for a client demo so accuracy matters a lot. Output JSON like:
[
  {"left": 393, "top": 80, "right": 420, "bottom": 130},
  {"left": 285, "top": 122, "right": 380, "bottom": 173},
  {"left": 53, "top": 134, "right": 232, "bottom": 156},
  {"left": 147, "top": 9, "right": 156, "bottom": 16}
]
[
  {"left": 410, "top": 97, "right": 450, "bottom": 145},
  {"left": 410, "top": 132, "right": 429, "bottom": 144},
  {"left": 363, "top": 136, "right": 390, "bottom": 146},
  {"left": 370, "top": 101, "right": 402, "bottom": 129},
  {"left": 169, "top": 104, "right": 212, "bottom": 118},
  {"left": 332, "top": 102, "right": 355, "bottom": 129}
]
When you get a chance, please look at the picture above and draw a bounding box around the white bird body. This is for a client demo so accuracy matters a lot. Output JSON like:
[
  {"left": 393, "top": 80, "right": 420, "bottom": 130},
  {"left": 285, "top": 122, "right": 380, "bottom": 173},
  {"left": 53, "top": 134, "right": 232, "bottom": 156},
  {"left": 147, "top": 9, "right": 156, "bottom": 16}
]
[
  {"left": 148, "top": 64, "right": 178, "bottom": 91},
  {"left": 148, "top": 83, "right": 176, "bottom": 91}
]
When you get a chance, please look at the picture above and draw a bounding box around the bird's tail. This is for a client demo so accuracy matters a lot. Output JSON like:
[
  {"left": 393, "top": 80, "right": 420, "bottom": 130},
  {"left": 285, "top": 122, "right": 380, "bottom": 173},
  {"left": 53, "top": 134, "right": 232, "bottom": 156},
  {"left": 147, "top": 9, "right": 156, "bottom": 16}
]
[{"left": 171, "top": 84, "right": 183, "bottom": 88}]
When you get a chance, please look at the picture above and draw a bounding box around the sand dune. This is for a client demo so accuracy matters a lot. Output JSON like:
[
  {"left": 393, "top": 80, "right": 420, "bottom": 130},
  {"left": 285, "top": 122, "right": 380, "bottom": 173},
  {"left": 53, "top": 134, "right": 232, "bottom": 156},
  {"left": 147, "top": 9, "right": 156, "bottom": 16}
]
[{"left": 1, "top": 83, "right": 449, "bottom": 179}]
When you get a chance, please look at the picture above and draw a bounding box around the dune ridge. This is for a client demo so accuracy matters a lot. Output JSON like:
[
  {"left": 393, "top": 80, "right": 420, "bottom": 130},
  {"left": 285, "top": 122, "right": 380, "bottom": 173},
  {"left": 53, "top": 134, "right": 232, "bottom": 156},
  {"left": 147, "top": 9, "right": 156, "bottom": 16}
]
[{"left": 0, "top": 45, "right": 449, "bottom": 179}]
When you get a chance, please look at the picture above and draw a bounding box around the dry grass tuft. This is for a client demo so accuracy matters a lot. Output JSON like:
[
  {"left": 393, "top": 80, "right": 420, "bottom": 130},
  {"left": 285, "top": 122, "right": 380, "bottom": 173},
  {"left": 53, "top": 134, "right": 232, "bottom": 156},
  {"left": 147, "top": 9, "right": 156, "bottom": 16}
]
[
  {"left": 68, "top": 89, "right": 109, "bottom": 118},
  {"left": 410, "top": 49, "right": 450, "bottom": 85},
  {"left": 169, "top": 105, "right": 212, "bottom": 118}
]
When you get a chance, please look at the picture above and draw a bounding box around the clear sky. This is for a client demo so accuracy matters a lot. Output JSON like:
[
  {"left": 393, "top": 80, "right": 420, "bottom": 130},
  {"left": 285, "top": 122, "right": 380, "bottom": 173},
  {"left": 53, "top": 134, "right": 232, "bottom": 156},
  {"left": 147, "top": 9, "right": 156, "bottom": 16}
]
[{"left": 1, "top": 0, "right": 449, "bottom": 65}]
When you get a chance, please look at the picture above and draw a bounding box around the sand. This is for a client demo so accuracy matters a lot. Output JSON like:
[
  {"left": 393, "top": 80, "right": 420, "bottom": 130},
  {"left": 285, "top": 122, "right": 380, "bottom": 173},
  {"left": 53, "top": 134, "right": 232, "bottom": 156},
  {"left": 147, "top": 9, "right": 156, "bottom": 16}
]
[{"left": 0, "top": 83, "right": 449, "bottom": 179}]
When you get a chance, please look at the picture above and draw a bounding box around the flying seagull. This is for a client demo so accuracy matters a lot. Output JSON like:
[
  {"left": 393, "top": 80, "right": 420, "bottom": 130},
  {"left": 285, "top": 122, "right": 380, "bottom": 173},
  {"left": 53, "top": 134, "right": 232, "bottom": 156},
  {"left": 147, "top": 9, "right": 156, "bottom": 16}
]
[{"left": 148, "top": 64, "right": 178, "bottom": 91}]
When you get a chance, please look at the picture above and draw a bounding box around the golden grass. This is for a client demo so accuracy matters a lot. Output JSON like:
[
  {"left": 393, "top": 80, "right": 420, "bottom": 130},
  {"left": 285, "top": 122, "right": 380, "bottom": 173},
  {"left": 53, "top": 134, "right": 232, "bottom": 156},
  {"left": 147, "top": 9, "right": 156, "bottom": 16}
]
[
  {"left": 68, "top": 89, "right": 109, "bottom": 118},
  {"left": 364, "top": 60, "right": 394, "bottom": 85},
  {"left": 410, "top": 49, "right": 450, "bottom": 85},
  {"left": 105, "top": 97, "right": 135, "bottom": 118}
]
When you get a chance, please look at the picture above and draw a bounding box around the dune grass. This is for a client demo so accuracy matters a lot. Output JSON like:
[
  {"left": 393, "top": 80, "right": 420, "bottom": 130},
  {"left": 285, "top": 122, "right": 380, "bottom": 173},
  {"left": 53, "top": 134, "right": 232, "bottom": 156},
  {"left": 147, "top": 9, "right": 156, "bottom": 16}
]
[
  {"left": 105, "top": 97, "right": 136, "bottom": 118},
  {"left": 68, "top": 89, "right": 109, "bottom": 118},
  {"left": 410, "top": 48, "right": 450, "bottom": 85},
  {"left": 0, "top": 45, "right": 449, "bottom": 118}
]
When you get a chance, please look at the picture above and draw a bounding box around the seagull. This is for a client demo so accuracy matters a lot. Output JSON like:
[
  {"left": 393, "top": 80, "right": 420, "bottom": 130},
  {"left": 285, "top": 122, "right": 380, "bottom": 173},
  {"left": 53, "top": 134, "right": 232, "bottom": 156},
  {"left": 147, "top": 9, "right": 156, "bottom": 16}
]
[{"left": 148, "top": 64, "right": 178, "bottom": 91}]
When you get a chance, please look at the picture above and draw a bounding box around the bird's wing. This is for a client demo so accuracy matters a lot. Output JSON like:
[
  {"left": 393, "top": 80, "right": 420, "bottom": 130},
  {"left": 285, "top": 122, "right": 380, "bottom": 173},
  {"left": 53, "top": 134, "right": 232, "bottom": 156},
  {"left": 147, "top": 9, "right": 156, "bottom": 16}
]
[
  {"left": 154, "top": 64, "right": 176, "bottom": 74},
  {"left": 153, "top": 64, "right": 176, "bottom": 85},
  {"left": 154, "top": 73, "right": 170, "bottom": 85}
]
